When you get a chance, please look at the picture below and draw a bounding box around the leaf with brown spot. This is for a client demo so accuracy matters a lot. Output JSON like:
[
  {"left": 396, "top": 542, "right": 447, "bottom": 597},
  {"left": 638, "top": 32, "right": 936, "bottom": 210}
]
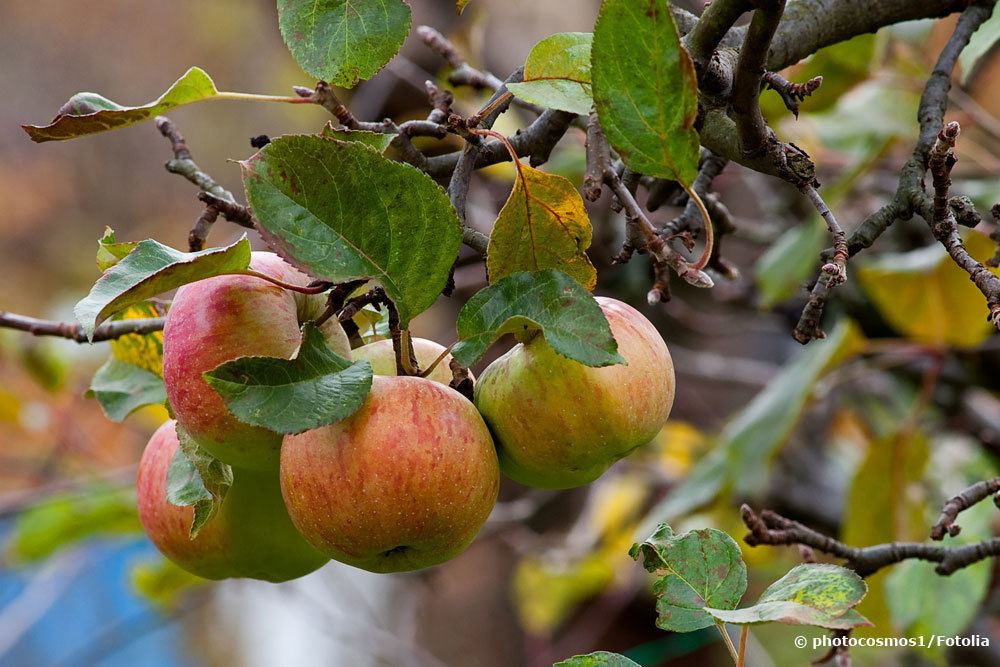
[
  {"left": 23, "top": 67, "right": 219, "bottom": 142},
  {"left": 630, "top": 523, "right": 747, "bottom": 632},
  {"left": 487, "top": 161, "right": 596, "bottom": 290}
]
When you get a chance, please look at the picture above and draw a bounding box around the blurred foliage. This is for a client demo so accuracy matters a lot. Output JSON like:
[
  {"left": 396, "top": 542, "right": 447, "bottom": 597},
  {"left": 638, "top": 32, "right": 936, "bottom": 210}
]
[
  {"left": 858, "top": 230, "right": 1000, "bottom": 348},
  {"left": 6, "top": 485, "right": 140, "bottom": 564},
  {"left": 131, "top": 556, "right": 208, "bottom": 611}
]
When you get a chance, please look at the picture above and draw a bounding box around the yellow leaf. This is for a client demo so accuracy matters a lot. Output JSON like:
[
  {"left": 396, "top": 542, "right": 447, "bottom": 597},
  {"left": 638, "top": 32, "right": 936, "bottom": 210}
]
[
  {"left": 643, "top": 421, "right": 708, "bottom": 478},
  {"left": 512, "top": 553, "right": 615, "bottom": 635},
  {"left": 110, "top": 302, "right": 164, "bottom": 377},
  {"left": 487, "top": 161, "right": 596, "bottom": 290},
  {"left": 858, "top": 230, "right": 1000, "bottom": 348}
]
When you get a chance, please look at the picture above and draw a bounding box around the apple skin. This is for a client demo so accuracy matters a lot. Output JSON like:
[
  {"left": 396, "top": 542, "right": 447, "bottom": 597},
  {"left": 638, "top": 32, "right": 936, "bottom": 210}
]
[
  {"left": 474, "top": 297, "right": 674, "bottom": 489},
  {"left": 136, "top": 420, "right": 329, "bottom": 582},
  {"left": 280, "top": 376, "right": 499, "bottom": 573},
  {"left": 163, "top": 252, "right": 350, "bottom": 471},
  {"left": 351, "top": 338, "right": 459, "bottom": 385}
]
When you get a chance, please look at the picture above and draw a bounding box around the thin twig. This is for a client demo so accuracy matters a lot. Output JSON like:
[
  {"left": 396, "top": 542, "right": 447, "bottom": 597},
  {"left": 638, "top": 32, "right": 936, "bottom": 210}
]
[
  {"left": 931, "top": 477, "right": 1000, "bottom": 540},
  {"left": 154, "top": 116, "right": 234, "bottom": 202},
  {"left": 742, "top": 504, "right": 1000, "bottom": 577},
  {"left": 0, "top": 312, "right": 165, "bottom": 343}
]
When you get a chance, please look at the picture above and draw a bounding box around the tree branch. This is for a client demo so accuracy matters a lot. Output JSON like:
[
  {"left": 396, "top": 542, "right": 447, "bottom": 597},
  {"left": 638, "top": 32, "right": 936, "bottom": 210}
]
[
  {"left": 741, "top": 504, "right": 1000, "bottom": 577},
  {"left": 931, "top": 477, "right": 1000, "bottom": 540},
  {"left": 154, "top": 116, "right": 234, "bottom": 202},
  {"left": 730, "top": 0, "right": 786, "bottom": 158},
  {"left": 0, "top": 312, "right": 165, "bottom": 343}
]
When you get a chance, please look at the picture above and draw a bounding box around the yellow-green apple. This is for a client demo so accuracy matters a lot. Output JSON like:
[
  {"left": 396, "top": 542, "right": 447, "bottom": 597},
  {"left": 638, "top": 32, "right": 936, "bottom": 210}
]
[
  {"left": 136, "top": 420, "right": 328, "bottom": 582},
  {"left": 351, "top": 338, "right": 460, "bottom": 385},
  {"left": 280, "top": 376, "right": 499, "bottom": 573},
  {"left": 163, "top": 252, "right": 350, "bottom": 470},
  {"left": 474, "top": 297, "right": 674, "bottom": 489}
]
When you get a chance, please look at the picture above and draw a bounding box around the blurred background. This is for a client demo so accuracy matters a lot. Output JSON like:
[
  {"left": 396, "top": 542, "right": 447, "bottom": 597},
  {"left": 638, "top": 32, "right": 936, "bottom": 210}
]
[{"left": 3, "top": 1, "right": 1000, "bottom": 665}]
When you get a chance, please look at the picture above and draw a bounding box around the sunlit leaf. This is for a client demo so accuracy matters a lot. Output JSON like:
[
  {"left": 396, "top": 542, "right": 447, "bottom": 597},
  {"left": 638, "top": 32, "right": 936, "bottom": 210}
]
[
  {"left": 278, "top": 0, "right": 411, "bottom": 88},
  {"left": 109, "top": 302, "right": 164, "bottom": 377},
  {"left": 705, "top": 564, "right": 871, "bottom": 629},
  {"left": 487, "top": 161, "right": 596, "bottom": 289},
  {"left": 452, "top": 270, "right": 623, "bottom": 368},
  {"left": 23, "top": 67, "right": 219, "bottom": 142},
  {"left": 591, "top": 0, "right": 699, "bottom": 184},
  {"left": 75, "top": 236, "right": 251, "bottom": 341},
  {"left": 242, "top": 135, "right": 461, "bottom": 326},
  {"left": 857, "top": 229, "right": 1000, "bottom": 348},
  {"left": 507, "top": 33, "right": 593, "bottom": 115},
  {"left": 96, "top": 227, "right": 137, "bottom": 272}
]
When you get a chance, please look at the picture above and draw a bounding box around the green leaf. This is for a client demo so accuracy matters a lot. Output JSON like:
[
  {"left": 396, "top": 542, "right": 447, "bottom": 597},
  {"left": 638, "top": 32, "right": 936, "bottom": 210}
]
[
  {"left": 629, "top": 524, "right": 747, "bottom": 633},
  {"left": 241, "top": 135, "right": 461, "bottom": 326},
  {"left": 960, "top": 8, "right": 1000, "bottom": 83},
  {"left": 591, "top": 0, "right": 699, "bottom": 184},
  {"left": 7, "top": 486, "right": 140, "bottom": 563},
  {"left": 86, "top": 357, "right": 167, "bottom": 422},
  {"left": 166, "top": 425, "right": 233, "bottom": 537},
  {"left": 204, "top": 323, "right": 373, "bottom": 435},
  {"left": 277, "top": 0, "right": 411, "bottom": 88},
  {"left": 319, "top": 122, "right": 394, "bottom": 152},
  {"left": 96, "top": 227, "right": 137, "bottom": 272},
  {"left": 507, "top": 33, "right": 593, "bottom": 115},
  {"left": 705, "top": 564, "right": 871, "bottom": 630},
  {"left": 452, "top": 269, "right": 624, "bottom": 368},
  {"left": 487, "top": 161, "right": 596, "bottom": 290},
  {"left": 723, "top": 319, "right": 864, "bottom": 496},
  {"left": 857, "top": 229, "right": 1000, "bottom": 349},
  {"left": 23, "top": 67, "right": 219, "bottom": 142},
  {"left": 554, "top": 652, "right": 642, "bottom": 667},
  {"left": 74, "top": 236, "right": 251, "bottom": 341}
]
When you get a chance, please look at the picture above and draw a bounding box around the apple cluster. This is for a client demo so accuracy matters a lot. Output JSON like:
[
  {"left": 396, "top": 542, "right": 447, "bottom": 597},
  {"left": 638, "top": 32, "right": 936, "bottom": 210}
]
[{"left": 137, "top": 253, "right": 675, "bottom": 581}]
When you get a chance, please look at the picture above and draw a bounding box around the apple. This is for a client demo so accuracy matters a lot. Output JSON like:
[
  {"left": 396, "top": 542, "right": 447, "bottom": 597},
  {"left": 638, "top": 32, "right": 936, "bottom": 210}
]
[
  {"left": 352, "top": 337, "right": 460, "bottom": 385},
  {"left": 136, "top": 420, "right": 329, "bottom": 582},
  {"left": 280, "top": 376, "right": 499, "bottom": 573},
  {"left": 474, "top": 297, "right": 674, "bottom": 489},
  {"left": 163, "top": 252, "right": 350, "bottom": 470}
]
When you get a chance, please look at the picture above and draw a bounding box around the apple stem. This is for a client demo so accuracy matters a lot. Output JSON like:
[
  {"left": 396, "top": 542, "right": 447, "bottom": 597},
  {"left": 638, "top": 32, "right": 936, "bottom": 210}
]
[
  {"left": 240, "top": 270, "right": 333, "bottom": 295},
  {"left": 385, "top": 301, "right": 420, "bottom": 376},
  {"left": 737, "top": 624, "right": 748, "bottom": 667},
  {"left": 420, "top": 342, "right": 456, "bottom": 378}
]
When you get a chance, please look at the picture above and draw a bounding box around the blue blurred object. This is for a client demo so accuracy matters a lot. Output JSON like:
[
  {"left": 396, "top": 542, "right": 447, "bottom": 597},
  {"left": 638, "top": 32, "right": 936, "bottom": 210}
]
[{"left": 0, "top": 530, "right": 196, "bottom": 667}]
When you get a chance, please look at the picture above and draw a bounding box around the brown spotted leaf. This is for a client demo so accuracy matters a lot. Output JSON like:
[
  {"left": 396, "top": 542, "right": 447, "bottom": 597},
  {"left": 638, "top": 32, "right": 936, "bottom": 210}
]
[
  {"left": 23, "top": 67, "right": 219, "bottom": 142},
  {"left": 630, "top": 523, "right": 747, "bottom": 632},
  {"left": 487, "top": 162, "right": 596, "bottom": 290}
]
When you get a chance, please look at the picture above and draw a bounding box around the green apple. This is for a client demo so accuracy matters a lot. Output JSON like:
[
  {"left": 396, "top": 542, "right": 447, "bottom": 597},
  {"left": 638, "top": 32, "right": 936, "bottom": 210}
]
[
  {"left": 136, "top": 420, "right": 328, "bottom": 582},
  {"left": 163, "top": 252, "right": 350, "bottom": 470},
  {"left": 351, "top": 337, "right": 460, "bottom": 385},
  {"left": 474, "top": 297, "right": 674, "bottom": 489},
  {"left": 280, "top": 376, "right": 499, "bottom": 573}
]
